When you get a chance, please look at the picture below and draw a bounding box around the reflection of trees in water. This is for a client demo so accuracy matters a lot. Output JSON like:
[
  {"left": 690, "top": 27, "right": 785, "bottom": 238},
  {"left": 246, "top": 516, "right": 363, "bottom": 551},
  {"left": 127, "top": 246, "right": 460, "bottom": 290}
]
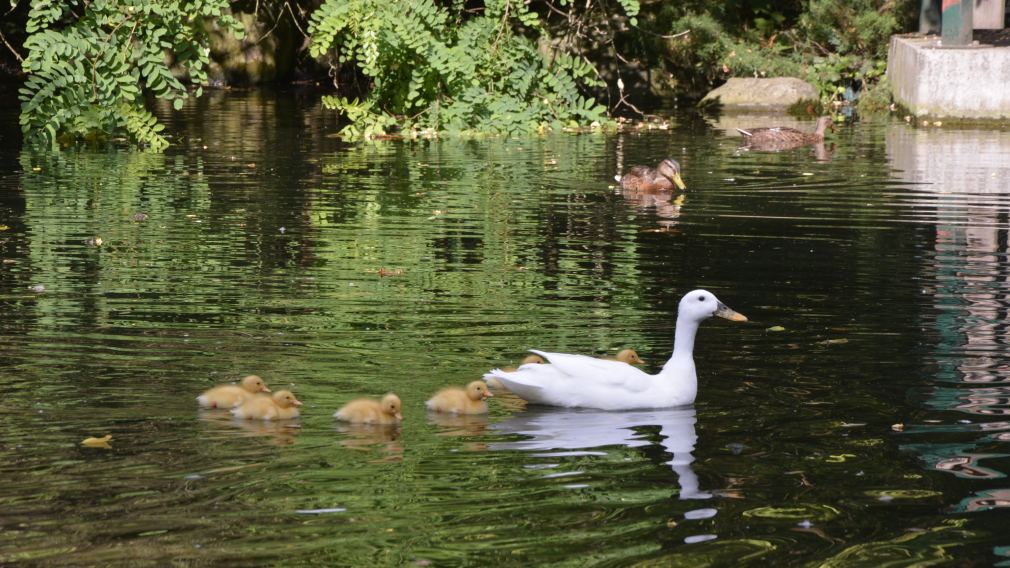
[{"left": 888, "top": 124, "right": 1010, "bottom": 511}]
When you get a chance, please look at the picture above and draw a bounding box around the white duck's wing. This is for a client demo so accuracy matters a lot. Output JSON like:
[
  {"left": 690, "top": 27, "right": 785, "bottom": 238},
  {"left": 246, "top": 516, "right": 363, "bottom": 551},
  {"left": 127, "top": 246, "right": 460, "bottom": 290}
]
[{"left": 529, "top": 350, "right": 652, "bottom": 392}]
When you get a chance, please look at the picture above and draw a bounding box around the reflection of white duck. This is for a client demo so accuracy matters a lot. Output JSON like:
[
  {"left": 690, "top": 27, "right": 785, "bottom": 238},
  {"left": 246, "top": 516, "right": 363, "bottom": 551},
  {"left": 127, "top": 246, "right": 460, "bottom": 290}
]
[
  {"left": 484, "top": 290, "right": 747, "bottom": 410},
  {"left": 491, "top": 407, "right": 709, "bottom": 499}
]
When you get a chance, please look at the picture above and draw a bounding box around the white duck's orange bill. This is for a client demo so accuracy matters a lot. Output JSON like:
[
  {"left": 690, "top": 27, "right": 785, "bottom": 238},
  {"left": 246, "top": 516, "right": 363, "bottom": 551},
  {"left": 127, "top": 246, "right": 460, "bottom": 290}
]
[{"left": 715, "top": 303, "right": 748, "bottom": 322}]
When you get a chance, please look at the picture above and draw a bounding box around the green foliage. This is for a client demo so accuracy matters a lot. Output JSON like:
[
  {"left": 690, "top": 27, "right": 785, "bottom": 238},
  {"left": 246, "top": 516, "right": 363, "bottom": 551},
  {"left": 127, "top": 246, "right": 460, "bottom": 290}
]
[
  {"left": 660, "top": 0, "right": 910, "bottom": 113},
  {"left": 19, "top": 0, "right": 243, "bottom": 150},
  {"left": 799, "top": 0, "right": 899, "bottom": 59},
  {"left": 308, "top": 0, "right": 622, "bottom": 139},
  {"left": 665, "top": 12, "right": 801, "bottom": 97}
]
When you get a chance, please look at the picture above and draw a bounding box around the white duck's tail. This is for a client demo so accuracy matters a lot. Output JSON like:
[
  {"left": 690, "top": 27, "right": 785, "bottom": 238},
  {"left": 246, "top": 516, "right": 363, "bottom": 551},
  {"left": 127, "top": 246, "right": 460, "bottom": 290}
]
[{"left": 484, "top": 369, "right": 546, "bottom": 404}]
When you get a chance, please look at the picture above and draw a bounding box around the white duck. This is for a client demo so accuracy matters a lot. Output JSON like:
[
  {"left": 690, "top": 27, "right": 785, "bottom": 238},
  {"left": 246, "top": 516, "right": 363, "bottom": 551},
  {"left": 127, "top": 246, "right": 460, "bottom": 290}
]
[{"left": 483, "top": 289, "right": 746, "bottom": 410}]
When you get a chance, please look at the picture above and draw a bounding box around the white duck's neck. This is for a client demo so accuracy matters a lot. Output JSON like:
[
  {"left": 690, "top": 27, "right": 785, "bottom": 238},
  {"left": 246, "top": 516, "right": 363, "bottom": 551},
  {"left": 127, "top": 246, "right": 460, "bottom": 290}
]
[{"left": 671, "top": 314, "right": 700, "bottom": 359}]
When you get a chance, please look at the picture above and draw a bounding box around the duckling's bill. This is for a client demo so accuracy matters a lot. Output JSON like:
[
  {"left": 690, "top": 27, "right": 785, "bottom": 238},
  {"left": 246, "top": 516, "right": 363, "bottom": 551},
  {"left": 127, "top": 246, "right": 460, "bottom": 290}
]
[{"left": 715, "top": 302, "right": 747, "bottom": 322}]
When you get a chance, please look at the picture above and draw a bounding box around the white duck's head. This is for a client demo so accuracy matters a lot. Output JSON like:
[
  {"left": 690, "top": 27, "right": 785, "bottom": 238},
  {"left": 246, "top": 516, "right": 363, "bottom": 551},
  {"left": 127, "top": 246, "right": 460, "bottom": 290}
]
[{"left": 678, "top": 289, "right": 748, "bottom": 323}]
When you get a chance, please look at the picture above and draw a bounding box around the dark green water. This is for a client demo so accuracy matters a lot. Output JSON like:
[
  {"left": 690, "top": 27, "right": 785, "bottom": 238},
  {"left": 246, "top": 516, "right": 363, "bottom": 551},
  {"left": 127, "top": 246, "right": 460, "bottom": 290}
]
[{"left": 2, "top": 90, "right": 1010, "bottom": 566}]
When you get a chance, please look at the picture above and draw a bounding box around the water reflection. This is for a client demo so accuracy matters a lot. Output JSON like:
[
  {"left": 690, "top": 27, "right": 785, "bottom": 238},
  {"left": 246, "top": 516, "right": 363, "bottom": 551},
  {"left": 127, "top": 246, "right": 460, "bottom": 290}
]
[
  {"left": 887, "top": 123, "right": 1010, "bottom": 505},
  {"left": 619, "top": 188, "right": 684, "bottom": 229},
  {"left": 490, "top": 407, "right": 710, "bottom": 499},
  {"left": 427, "top": 412, "right": 490, "bottom": 436},
  {"left": 335, "top": 423, "right": 403, "bottom": 461},
  {"left": 957, "top": 489, "right": 1010, "bottom": 512},
  {"left": 197, "top": 410, "right": 302, "bottom": 446}
]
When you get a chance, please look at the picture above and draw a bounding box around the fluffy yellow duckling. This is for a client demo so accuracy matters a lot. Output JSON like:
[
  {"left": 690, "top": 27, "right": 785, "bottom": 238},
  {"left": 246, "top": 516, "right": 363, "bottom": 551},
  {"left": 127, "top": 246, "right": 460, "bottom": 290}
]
[
  {"left": 426, "top": 380, "right": 493, "bottom": 415},
  {"left": 231, "top": 390, "right": 302, "bottom": 420},
  {"left": 602, "top": 348, "right": 645, "bottom": 365},
  {"left": 197, "top": 375, "right": 271, "bottom": 409},
  {"left": 334, "top": 393, "right": 403, "bottom": 425}
]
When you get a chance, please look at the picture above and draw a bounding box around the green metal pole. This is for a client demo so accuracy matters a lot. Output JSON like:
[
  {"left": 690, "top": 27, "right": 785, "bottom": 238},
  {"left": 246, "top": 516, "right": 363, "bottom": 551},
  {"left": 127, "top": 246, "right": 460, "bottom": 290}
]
[{"left": 941, "top": 0, "right": 973, "bottom": 46}]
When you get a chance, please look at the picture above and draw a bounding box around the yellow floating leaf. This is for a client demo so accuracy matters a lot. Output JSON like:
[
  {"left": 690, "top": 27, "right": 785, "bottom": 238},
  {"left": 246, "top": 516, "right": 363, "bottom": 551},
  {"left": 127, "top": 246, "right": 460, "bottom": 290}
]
[
  {"left": 825, "top": 453, "right": 857, "bottom": 463},
  {"left": 766, "top": 325, "right": 786, "bottom": 332},
  {"left": 81, "top": 434, "right": 112, "bottom": 448},
  {"left": 0, "top": 225, "right": 9, "bottom": 231}
]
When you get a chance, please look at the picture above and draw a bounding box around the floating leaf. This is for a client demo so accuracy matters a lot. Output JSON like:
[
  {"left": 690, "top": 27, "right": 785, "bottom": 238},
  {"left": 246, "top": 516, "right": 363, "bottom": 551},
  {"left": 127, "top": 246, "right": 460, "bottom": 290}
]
[
  {"left": 81, "top": 434, "right": 112, "bottom": 448},
  {"left": 864, "top": 489, "right": 941, "bottom": 500},
  {"left": 824, "top": 453, "right": 857, "bottom": 463},
  {"left": 766, "top": 325, "right": 785, "bottom": 332},
  {"left": 743, "top": 504, "right": 840, "bottom": 521}
]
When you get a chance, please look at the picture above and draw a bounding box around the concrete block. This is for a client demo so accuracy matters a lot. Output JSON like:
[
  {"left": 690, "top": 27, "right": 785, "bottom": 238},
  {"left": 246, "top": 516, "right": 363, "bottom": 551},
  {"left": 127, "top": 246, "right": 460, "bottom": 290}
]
[{"left": 887, "top": 34, "right": 1010, "bottom": 120}]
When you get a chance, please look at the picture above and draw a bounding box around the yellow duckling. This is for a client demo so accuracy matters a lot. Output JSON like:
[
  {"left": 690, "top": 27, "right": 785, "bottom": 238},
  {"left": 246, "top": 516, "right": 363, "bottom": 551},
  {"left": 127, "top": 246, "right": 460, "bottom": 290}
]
[
  {"left": 602, "top": 348, "right": 646, "bottom": 365},
  {"left": 197, "top": 374, "right": 271, "bottom": 409},
  {"left": 231, "top": 390, "right": 302, "bottom": 420},
  {"left": 334, "top": 393, "right": 403, "bottom": 425},
  {"left": 426, "top": 380, "right": 493, "bottom": 415}
]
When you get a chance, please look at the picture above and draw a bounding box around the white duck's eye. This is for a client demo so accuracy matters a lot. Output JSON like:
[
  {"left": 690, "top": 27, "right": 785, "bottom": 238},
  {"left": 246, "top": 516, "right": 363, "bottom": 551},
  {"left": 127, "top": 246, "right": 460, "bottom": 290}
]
[{"left": 698, "top": 296, "right": 706, "bottom": 302}]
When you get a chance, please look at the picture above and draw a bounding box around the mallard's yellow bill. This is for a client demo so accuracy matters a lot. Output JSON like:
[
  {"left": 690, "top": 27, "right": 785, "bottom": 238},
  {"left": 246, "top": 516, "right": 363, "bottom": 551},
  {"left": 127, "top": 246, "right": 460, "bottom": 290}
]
[{"left": 673, "top": 172, "right": 687, "bottom": 190}]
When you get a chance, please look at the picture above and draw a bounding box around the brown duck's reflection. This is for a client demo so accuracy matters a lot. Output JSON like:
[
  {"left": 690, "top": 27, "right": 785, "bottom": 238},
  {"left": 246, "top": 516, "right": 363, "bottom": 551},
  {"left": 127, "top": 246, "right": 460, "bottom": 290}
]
[
  {"left": 491, "top": 407, "right": 709, "bottom": 499},
  {"left": 620, "top": 187, "right": 685, "bottom": 229},
  {"left": 197, "top": 409, "right": 302, "bottom": 446},
  {"left": 335, "top": 423, "right": 403, "bottom": 462}
]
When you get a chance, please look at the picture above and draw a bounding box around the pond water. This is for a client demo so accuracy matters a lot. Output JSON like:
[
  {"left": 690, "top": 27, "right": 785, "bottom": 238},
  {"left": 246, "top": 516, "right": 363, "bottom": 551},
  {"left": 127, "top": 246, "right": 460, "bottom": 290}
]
[{"left": 2, "top": 90, "right": 1010, "bottom": 566}]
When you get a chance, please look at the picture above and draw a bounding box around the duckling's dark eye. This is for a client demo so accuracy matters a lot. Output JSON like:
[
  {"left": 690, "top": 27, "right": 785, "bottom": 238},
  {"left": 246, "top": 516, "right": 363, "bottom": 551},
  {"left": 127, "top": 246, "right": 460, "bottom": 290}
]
[{"left": 698, "top": 295, "right": 706, "bottom": 302}]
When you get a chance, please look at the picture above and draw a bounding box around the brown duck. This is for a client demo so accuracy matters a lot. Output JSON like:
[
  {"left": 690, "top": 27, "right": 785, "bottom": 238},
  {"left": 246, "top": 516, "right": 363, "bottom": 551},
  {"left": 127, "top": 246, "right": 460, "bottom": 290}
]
[
  {"left": 736, "top": 116, "right": 833, "bottom": 151},
  {"left": 616, "top": 158, "right": 686, "bottom": 191}
]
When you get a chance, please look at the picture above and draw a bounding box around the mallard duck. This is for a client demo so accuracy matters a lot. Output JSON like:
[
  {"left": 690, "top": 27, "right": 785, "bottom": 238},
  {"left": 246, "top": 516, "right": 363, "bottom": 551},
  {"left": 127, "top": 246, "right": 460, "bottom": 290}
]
[
  {"left": 602, "top": 348, "right": 645, "bottom": 365},
  {"left": 334, "top": 393, "right": 403, "bottom": 425},
  {"left": 737, "top": 116, "right": 832, "bottom": 150},
  {"left": 197, "top": 375, "right": 271, "bottom": 409},
  {"left": 616, "top": 159, "right": 686, "bottom": 191},
  {"left": 231, "top": 389, "right": 302, "bottom": 420},
  {"left": 426, "top": 380, "right": 493, "bottom": 414},
  {"left": 484, "top": 290, "right": 746, "bottom": 410}
]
